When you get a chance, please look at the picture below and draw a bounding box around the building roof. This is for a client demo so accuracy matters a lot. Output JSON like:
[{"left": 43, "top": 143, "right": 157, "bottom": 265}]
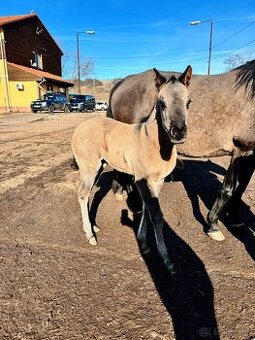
[
  {"left": 0, "top": 13, "right": 37, "bottom": 26},
  {"left": 0, "top": 13, "right": 63, "bottom": 55},
  {"left": 8, "top": 62, "right": 74, "bottom": 87}
]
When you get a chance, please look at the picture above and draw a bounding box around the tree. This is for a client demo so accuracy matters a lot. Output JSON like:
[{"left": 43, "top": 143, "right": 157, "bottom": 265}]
[
  {"left": 80, "top": 60, "right": 94, "bottom": 79},
  {"left": 224, "top": 54, "right": 245, "bottom": 71},
  {"left": 224, "top": 52, "right": 254, "bottom": 71},
  {"left": 61, "top": 52, "right": 94, "bottom": 81},
  {"left": 61, "top": 52, "right": 72, "bottom": 79},
  {"left": 112, "top": 78, "right": 123, "bottom": 85}
]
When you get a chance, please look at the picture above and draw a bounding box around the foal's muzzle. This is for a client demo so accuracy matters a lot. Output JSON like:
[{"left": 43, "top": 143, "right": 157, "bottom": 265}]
[{"left": 169, "top": 124, "right": 187, "bottom": 144}]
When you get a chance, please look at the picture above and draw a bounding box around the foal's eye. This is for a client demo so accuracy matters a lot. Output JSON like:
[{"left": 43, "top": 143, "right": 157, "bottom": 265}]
[{"left": 186, "top": 99, "right": 192, "bottom": 109}]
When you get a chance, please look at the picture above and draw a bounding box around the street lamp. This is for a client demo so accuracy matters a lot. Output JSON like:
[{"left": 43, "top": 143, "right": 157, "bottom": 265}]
[
  {"left": 76, "top": 30, "right": 95, "bottom": 94},
  {"left": 190, "top": 19, "right": 214, "bottom": 75}
]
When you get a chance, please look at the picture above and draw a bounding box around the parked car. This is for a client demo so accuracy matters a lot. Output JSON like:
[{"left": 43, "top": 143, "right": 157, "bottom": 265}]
[
  {"left": 31, "top": 92, "right": 70, "bottom": 113},
  {"left": 95, "top": 101, "right": 109, "bottom": 111},
  {"left": 69, "top": 94, "right": 95, "bottom": 112}
]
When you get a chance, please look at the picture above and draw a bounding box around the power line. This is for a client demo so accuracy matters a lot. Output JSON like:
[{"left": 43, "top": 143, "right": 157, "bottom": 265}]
[
  {"left": 214, "top": 21, "right": 255, "bottom": 49},
  {"left": 212, "top": 39, "right": 255, "bottom": 60}
]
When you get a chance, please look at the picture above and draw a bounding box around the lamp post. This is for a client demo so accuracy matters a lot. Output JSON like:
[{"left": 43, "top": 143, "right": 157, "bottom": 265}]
[
  {"left": 190, "top": 19, "right": 214, "bottom": 75},
  {"left": 76, "top": 30, "right": 95, "bottom": 94}
]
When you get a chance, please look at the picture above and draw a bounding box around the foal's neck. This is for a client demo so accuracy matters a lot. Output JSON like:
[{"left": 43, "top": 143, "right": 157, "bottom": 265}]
[{"left": 148, "top": 108, "right": 175, "bottom": 161}]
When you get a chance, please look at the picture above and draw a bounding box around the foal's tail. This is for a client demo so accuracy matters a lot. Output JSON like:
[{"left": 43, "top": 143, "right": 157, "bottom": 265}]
[{"left": 71, "top": 156, "right": 79, "bottom": 171}]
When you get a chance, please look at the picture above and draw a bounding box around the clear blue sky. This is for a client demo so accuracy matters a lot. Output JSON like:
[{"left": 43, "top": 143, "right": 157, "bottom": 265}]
[{"left": 1, "top": 0, "right": 255, "bottom": 79}]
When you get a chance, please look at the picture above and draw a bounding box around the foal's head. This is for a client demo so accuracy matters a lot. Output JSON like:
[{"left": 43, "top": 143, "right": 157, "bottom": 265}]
[{"left": 153, "top": 65, "right": 192, "bottom": 144}]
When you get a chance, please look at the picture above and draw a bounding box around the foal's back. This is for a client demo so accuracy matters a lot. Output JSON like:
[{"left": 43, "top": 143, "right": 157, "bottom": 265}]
[{"left": 72, "top": 115, "right": 177, "bottom": 179}]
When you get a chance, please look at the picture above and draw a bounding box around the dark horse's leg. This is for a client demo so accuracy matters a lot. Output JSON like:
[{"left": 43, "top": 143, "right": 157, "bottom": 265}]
[
  {"left": 112, "top": 170, "right": 124, "bottom": 200},
  {"left": 112, "top": 170, "right": 134, "bottom": 201},
  {"left": 135, "top": 178, "right": 175, "bottom": 274},
  {"left": 225, "top": 151, "right": 255, "bottom": 226},
  {"left": 207, "top": 148, "right": 254, "bottom": 239}
]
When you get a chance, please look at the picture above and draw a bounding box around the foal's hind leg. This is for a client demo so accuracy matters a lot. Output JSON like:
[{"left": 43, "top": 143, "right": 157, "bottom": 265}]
[
  {"left": 78, "top": 175, "right": 98, "bottom": 245},
  {"left": 78, "top": 164, "right": 104, "bottom": 245}
]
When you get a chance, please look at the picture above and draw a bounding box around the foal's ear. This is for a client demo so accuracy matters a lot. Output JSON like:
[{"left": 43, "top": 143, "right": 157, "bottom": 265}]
[
  {"left": 179, "top": 65, "right": 192, "bottom": 87},
  {"left": 153, "top": 68, "right": 166, "bottom": 88}
]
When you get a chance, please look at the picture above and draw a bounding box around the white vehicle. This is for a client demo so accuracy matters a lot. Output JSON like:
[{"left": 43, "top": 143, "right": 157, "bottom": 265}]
[{"left": 95, "top": 101, "right": 109, "bottom": 111}]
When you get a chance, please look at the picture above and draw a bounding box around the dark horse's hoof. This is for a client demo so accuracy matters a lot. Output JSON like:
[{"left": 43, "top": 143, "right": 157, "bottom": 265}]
[
  {"left": 165, "top": 262, "right": 176, "bottom": 276},
  {"left": 140, "top": 245, "right": 151, "bottom": 257},
  {"left": 71, "top": 157, "right": 79, "bottom": 171}
]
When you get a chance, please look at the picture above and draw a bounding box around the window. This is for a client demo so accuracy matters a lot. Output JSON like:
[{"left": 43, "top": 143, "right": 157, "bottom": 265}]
[{"left": 33, "top": 52, "right": 43, "bottom": 69}]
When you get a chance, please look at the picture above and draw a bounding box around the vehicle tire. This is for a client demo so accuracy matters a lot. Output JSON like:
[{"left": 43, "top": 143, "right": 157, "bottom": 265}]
[
  {"left": 32, "top": 110, "right": 37, "bottom": 113},
  {"left": 93, "top": 108, "right": 96, "bottom": 112},
  {"left": 64, "top": 105, "right": 70, "bottom": 113},
  {"left": 48, "top": 105, "right": 54, "bottom": 113}
]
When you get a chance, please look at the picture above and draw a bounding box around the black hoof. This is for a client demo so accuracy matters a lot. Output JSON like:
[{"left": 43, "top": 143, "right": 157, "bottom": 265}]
[
  {"left": 165, "top": 262, "right": 176, "bottom": 276},
  {"left": 140, "top": 243, "right": 151, "bottom": 257},
  {"left": 71, "top": 158, "right": 79, "bottom": 171}
]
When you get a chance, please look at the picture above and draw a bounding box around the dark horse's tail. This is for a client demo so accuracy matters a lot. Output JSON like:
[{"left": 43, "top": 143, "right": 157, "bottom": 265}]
[{"left": 71, "top": 157, "right": 79, "bottom": 171}]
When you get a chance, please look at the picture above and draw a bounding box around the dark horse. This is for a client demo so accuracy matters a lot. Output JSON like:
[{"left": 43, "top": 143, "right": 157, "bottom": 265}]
[{"left": 107, "top": 60, "right": 255, "bottom": 241}]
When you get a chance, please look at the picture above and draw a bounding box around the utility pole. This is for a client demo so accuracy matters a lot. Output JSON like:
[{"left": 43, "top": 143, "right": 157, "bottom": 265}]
[
  {"left": 76, "top": 30, "right": 95, "bottom": 94},
  {"left": 190, "top": 19, "right": 214, "bottom": 75}
]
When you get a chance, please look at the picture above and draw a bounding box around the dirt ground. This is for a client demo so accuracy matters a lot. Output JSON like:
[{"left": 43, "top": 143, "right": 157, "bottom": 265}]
[{"left": 0, "top": 112, "right": 254, "bottom": 340}]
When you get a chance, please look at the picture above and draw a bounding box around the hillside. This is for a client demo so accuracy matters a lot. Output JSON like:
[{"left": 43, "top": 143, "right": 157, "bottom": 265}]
[{"left": 70, "top": 79, "right": 115, "bottom": 102}]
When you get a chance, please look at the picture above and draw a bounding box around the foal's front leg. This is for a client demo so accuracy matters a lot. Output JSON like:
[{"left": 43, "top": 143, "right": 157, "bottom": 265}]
[
  {"left": 136, "top": 178, "right": 175, "bottom": 274},
  {"left": 137, "top": 207, "right": 151, "bottom": 255}
]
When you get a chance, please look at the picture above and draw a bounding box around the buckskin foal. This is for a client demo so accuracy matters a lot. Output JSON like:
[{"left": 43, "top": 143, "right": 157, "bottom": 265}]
[{"left": 71, "top": 66, "right": 192, "bottom": 273}]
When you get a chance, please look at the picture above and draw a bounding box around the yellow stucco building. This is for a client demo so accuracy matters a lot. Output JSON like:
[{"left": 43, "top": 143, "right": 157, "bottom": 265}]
[{"left": 0, "top": 13, "right": 73, "bottom": 113}]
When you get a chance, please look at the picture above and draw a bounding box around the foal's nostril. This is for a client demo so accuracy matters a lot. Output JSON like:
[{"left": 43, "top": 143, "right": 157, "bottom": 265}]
[{"left": 170, "top": 124, "right": 187, "bottom": 141}]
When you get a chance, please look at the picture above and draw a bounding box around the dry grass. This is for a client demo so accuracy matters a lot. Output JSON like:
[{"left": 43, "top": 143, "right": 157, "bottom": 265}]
[{"left": 72, "top": 79, "right": 113, "bottom": 102}]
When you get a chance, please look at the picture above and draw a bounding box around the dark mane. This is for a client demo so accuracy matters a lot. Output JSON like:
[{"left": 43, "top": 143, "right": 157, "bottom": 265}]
[
  {"left": 167, "top": 75, "right": 177, "bottom": 83},
  {"left": 235, "top": 59, "right": 255, "bottom": 100}
]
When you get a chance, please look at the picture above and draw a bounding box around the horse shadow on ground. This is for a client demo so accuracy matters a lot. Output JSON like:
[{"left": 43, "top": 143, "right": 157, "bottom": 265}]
[
  {"left": 90, "top": 170, "right": 220, "bottom": 339},
  {"left": 89, "top": 160, "right": 254, "bottom": 339},
  {"left": 171, "top": 159, "right": 255, "bottom": 261}
]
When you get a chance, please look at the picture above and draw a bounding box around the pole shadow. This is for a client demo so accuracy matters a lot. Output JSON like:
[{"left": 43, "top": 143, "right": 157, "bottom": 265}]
[
  {"left": 172, "top": 159, "right": 255, "bottom": 261},
  {"left": 120, "top": 185, "right": 220, "bottom": 340}
]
